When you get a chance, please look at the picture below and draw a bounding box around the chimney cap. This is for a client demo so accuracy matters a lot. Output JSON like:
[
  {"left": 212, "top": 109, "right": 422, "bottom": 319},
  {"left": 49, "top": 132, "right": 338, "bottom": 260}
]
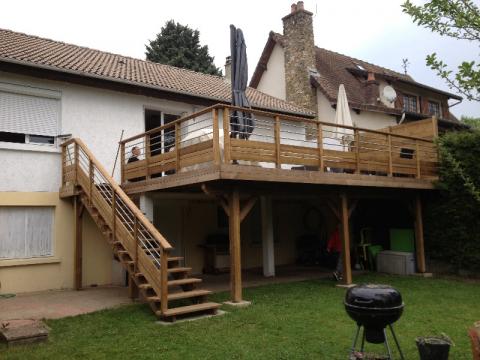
[
  {"left": 297, "top": 1, "right": 304, "bottom": 10},
  {"left": 283, "top": 1, "right": 313, "bottom": 20},
  {"left": 291, "top": 3, "right": 297, "bottom": 13},
  {"left": 367, "top": 71, "right": 376, "bottom": 82}
]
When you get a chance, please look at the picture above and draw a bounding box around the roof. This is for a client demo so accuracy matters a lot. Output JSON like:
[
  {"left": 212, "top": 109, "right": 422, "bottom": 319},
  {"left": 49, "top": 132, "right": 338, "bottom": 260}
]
[
  {"left": 0, "top": 28, "right": 315, "bottom": 117},
  {"left": 250, "top": 32, "right": 462, "bottom": 106}
]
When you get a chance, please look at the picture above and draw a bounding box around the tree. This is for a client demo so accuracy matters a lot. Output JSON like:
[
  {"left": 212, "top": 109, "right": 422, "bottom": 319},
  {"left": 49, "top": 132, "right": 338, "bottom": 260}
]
[
  {"left": 461, "top": 115, "right": 480, "bottom": 128},
  {"left": 145, "top": 20, "right": 222, "bottom": 76},
  {"left": 402, "top": 0, "right": 480, "bottom": 101}
]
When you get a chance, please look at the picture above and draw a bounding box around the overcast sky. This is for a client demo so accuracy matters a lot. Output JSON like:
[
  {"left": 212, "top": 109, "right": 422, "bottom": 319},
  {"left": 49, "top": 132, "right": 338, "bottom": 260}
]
[{"left": 1, "top": 0, "right": 478, "bottom": 117}]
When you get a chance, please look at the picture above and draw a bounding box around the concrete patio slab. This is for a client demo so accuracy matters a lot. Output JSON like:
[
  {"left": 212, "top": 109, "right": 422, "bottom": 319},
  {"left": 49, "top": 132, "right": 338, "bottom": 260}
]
[{"left": 0, "top": 286, "right": 131, "bottom": 321}]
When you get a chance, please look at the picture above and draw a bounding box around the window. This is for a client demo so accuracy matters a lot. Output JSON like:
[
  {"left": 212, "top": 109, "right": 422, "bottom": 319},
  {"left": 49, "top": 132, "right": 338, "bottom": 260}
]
[
  {"left": 428, "top": 101, "right": 441, "bottom": 117},
  {"left": 0, "top": 86, "right": 60, "bottom": 146},
  {"left": 403, "top": 94, "right": 418, "bottom": 113},
  {"left": 0, "top": 207, "right": 54, "bottom": 259}
]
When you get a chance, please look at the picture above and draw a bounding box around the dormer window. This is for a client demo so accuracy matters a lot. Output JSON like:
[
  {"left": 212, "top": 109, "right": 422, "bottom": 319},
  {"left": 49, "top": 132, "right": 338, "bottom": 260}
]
[
  {"left": 428, "top": 101, "right": 441, "bottom": 118},
  {"left": 403, "top": 94, "right": 418, "bottom": 113}
]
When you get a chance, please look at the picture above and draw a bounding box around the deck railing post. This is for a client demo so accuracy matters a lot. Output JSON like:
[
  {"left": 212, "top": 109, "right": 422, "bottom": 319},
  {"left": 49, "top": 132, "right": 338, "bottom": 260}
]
[
  {"left": 223, "top": 107, "right": 231, "bottom": 164},
  {"left": 355, "top": 129, "right": 360, "bottom": 174},
  {"left": 160, "top": 249, "right": 169, "bottom": 314},
  {"left": 134, "top": 217, "right": 138, "bottom": 273},
  {"left": 416, "top": 140, "right": 421, "bottom": 179},
  {"left": 74, "top": 142, "right": 79, "bottom": 184},
  {"left": 89, "top": 159, "right": 94, "bottom": 206},
  {"left": 212, "top": 108, "right": 221, "bottom": 166},
  {"left": 274, "top": 116, "right": 281, "bottom": 169},
  {"left": 175, "top": 122, "right": 180, "bottom": 172},
  {"left": 120, "top": 142, "right": 125, "bottom": 184},
  {"left": 317, "top": 122, "right": 324, "bottom": 172},
  {"left": 388, "top": 134, "right": 393, "bottom": 177},
  {"left": 61, "top": 144, "right": 66, "bottom": 185},
  {"left": 112, "top": 190, "right": 116, "bottom": 242},
  {"left": 145, "top": 135, "right": 151, "bottom": 180}
]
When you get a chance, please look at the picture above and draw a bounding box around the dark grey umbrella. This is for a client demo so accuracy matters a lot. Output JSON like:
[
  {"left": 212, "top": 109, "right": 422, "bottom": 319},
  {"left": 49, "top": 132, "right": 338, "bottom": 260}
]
[{"left": 230, "top": 25, "right": 253, "bottom": 139}]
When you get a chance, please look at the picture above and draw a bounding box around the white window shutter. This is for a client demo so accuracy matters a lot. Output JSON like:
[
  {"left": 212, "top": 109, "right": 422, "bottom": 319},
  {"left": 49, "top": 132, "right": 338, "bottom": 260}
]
[{"left": 0, "top": 91, "right": 60, "bottom": 136}]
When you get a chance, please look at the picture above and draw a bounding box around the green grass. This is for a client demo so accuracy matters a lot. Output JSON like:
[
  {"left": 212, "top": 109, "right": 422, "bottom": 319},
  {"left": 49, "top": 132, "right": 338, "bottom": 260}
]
[{"left": 1, "top": 274, "right": 479, "bottom": 359}]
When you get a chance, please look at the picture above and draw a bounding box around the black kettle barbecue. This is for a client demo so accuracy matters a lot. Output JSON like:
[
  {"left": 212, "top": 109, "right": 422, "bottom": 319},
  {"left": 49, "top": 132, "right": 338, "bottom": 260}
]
[{"left": 344, "top": 284, "right": 405, "bottom": 359}]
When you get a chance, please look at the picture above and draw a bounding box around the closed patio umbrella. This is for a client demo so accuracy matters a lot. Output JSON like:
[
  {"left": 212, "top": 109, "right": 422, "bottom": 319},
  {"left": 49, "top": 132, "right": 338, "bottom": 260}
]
[
  {"left": 230, "top": 24, "right": 253, "bottom": 139},
  {"left": 334, "top": 84, "right": 354, "bottom": 151}
]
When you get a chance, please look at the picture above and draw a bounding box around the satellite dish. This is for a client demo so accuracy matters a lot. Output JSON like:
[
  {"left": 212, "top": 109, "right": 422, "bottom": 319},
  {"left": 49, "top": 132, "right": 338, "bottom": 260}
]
[{"left": 383, "top": 86, "right": 397, "bottom": 103}]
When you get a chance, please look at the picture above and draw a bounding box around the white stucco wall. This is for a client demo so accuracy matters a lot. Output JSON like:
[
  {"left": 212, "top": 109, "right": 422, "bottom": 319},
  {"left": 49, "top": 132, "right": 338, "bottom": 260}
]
[
  {"left": 256, "top": 44, "right": 286, "bottom": 100},
  {"left": 0, "top": 72, "right": 201, "bottom": 191},
  {"left": 317, "top": 92, "right": 397, "bottom": 131}
]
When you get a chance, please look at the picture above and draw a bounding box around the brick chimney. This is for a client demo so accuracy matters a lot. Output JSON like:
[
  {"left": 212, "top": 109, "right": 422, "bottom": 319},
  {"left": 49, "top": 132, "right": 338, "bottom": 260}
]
[
  {"left": 365, "top": 71, "right": 379, "bottom": 105},
  {"left": 282, "top": 1, "right": 317, "bottom": 115},
  {"left": 224, "top": 56, "right": 232, "bottom": 82}
]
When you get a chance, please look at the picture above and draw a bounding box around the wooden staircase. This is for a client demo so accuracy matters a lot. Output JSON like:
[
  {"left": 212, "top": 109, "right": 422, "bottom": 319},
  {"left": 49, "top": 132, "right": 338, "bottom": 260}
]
[{"left": 60, "top": 138, "right": 219, "bottom": 321}]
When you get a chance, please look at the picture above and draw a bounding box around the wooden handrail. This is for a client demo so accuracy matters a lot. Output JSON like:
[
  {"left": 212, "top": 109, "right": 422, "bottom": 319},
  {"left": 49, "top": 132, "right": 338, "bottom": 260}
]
[
  {"left": 62, "top": 138, "right": 173, "bottom": 250},
  {"left": 120, "top": 104, "right": 436, "bottom": 147}
]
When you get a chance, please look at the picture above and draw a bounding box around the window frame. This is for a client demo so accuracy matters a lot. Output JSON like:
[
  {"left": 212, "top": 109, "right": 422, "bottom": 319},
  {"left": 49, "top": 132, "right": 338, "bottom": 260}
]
[
  {"left": 427, "top": 100, "right": 442, "bottom": 118},
  {"left": 402, "top": 93, "right": 418, "bottom": 113}
]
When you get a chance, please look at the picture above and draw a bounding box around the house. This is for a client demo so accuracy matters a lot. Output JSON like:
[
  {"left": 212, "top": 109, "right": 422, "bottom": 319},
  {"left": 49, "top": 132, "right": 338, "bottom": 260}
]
[
  {"left": 0, "top": 8, "right": 445, "bottom": 321},
  {"left": 250, "top": 1, "right": 463, "bottom": 133}
]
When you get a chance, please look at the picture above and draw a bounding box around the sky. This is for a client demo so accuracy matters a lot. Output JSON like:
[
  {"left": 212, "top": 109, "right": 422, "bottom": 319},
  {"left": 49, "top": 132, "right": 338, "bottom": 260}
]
[{"left": 1, "top": 0, "right": 478, "bottom": 118}]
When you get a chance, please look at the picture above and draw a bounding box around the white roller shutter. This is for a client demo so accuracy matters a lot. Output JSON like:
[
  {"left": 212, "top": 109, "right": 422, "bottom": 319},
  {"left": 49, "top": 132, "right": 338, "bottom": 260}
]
[{"left": 0, "top": 91, "right": 60, "bottom": 136}]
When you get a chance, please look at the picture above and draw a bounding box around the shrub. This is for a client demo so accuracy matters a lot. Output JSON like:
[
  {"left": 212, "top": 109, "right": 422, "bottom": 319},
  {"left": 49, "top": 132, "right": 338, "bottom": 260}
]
[{"left": 424, "top": 129, "right": 480, "bottom": 272}]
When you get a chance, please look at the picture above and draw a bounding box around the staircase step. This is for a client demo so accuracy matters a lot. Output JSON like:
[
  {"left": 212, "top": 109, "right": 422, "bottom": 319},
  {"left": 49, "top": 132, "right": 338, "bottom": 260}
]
[
  {"left": 168, "top": 278, "right": 202, "bottom": 287},
  {"left": 168, "top": 289, "right": 212, "bottom": 301},
  {"left": 168, "top": 256, "right": 184, "bottom": 262},
  {"left": 167, "top": 267, "right": 192, "bottom": 274},
  {"left": 138, "top": 283, "right": 152, "bottom": 290},
  {"left": 157, "top": 302, "right": 220, "bottom": 318}
]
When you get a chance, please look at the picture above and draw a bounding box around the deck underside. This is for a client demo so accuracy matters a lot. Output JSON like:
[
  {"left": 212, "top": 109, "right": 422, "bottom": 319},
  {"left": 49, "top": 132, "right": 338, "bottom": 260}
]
[{"left": 121, "top": 164, "right": 436, "bottom": 195}]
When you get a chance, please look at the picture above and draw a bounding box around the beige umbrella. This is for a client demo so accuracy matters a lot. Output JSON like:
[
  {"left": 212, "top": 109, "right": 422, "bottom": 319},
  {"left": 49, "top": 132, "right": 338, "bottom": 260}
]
[{"left": 334, "top": 84, "right": 354, "bottom": 151}]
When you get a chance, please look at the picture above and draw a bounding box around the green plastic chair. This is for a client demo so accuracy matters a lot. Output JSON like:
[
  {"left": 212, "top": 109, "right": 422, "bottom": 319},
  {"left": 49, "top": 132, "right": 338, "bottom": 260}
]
[{"left": 368, "top": 245, "right": 383, "bottom": 271}]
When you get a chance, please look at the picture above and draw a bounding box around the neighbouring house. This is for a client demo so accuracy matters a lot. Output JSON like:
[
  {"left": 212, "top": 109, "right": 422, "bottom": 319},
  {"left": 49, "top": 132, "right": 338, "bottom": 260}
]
[
  {"left": 250, "top": 1, "right": 463, "bottom": 133},
  {"left": 0, "top": 7, "right": 450, "bottom": 321}
]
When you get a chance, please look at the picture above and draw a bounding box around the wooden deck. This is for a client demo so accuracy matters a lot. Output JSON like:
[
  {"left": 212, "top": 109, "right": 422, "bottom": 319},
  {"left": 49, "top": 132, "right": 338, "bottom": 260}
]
[{"left": 120, "top": 104, "right": 439, "bottom": 194}]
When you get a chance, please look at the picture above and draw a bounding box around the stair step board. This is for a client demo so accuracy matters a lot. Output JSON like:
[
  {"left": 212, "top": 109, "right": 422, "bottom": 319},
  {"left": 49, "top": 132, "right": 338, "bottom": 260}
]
[
  {"left": 168, "top": 256, "right": 184, "bottom": 262},
  {"left": 168, "top": 278, "right": 202, "bottom": 287},
  {"left": 167, "top": 267, "right": 191, "bottom": 274},
  {"left": 158, "top": 302, "right": 220, "bottom": 318},
  {"left": 168, "top": 289, "right": 212, "bottom": 301},
  {"left": 138, "top": 283, "right": 152, "bottom": 290}
]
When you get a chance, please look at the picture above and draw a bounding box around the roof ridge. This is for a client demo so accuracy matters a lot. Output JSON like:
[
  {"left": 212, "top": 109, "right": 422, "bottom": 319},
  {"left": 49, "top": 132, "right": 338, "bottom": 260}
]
[{"left": 0, "top": 27, "right": 225, "bottom": 81}]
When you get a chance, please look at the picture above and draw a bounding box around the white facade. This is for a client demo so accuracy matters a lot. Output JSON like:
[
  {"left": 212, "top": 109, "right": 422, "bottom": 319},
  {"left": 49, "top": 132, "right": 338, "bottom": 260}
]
[
  {"left": 0, "top": 71, "right": 202, "bottom": 191},
  {"left": 256, "top": 44, "right": 286, "bottom": 100}
]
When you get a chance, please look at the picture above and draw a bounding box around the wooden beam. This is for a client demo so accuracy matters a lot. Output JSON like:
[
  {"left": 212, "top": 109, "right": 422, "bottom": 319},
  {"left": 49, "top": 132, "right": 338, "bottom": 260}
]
[
  {"left": 229, "top": 188, "right": 242, "bottom": 302},
  {"left": 240, "top": 197, "right": 257, "bottom": 222},
  {"left": 340, "top": 193, "right": 353, "bottom": 285},
  {"left": 414, "top": 194, "right": 426, "bottom": 273},
  {"left": 74, "top": 197, "right": 83, "bottom": 290},
  {"left": 128, "top": 276, "right": 139, "bottom": 299},
  {"left": 348, "top": 199, "right": 359, "bottom": 218},
  {"left": 327, "top": 199, "right": 340, "bottom": 221}
]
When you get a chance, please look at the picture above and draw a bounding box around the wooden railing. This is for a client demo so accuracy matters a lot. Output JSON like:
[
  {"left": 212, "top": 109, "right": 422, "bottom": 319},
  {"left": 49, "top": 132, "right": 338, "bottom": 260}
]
[
  {"left": 120, "top": 104, "right": 439, "bottom": 184},
  {"left": 62, "top": 138, "right": 172, "bottom": 315}
]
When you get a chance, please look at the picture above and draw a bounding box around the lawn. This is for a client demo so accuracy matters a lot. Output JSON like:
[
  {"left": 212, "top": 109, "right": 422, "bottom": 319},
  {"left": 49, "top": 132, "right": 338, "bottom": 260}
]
[{"left": 1, "top": 274, "right": 478, "bottom": 359}]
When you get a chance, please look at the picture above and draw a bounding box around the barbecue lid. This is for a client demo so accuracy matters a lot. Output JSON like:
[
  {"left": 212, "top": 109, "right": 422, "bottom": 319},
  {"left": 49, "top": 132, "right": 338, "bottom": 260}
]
[{"left": 345, "top": 284, "right": 403, "bottom": 309}]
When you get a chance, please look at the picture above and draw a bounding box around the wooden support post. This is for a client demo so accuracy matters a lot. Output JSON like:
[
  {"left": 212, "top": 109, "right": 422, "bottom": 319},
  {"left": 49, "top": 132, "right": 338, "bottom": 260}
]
[
  {"left": 212, "top": 109, "right": 221, "bottom": 165},
  {"left": 128, "top": 276, "right": 138, "bottom": 299},
  {"left": 223, "top": 107, "right": 231, "bottom": 164},
  {"left": 74, "top": 142, "right": 79, "bottom": 184},
  {"left": 274, "top": 116, "right": 281, "bottom": 169},
  {"left": 415, "top": 140, "right": 421, "bottom": 179},
  {"left": 340, "top": 193, "right": 353, "bottom": 285},
  {"left": 355, "top": 129, "right": 360, "bottom": 174},
  {"left": 88, "top": 160, "right": 94, "bottom": 206},
  {"left": 74, "top": 197, "right": 83, "bottom": 290},
  {"left": 120, "top": 142, "right": 125, "bottom": 183},
  {"left": 61, "top": 145, "right": 66, "bottom": 184},
  {"left": 112, "top": 191, "right": 117, "bottom": 243},
  {"left": 317, "top": 123, "right": 324, "bottom": 172},
  {"left": 134, "top": 217, "right": 139, "bottom": 272},
  {"left": 414, "top": 195, "right": 426, "bottom": 273},
  {"left": 229, "top": 188, "right": 242, "bottom": 302},
  {"left": 387, "top": 134, "right": 393, "bottom": 177},
  {"left": 160, "top": 250, "right": 169, "bottom": 314},
  {"left": 175, "top": 122, "right": 180, "bottom": 172}
]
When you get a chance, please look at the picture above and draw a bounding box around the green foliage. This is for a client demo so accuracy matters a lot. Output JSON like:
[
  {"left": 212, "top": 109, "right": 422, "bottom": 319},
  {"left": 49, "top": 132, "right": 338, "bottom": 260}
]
[
  {"left": 402, "top": 0, "right": 480, "bottom": 101},
  {"left": 424, "top": 128, "right": 480, "bottom": 271},
  {"left": 461, "top": 115, "right": 480, "bottom": 128},
  {"left": 145, "top": 20, "right": 222, "bottom": 76},
  {"left": 1, "top": 276, "right": 478, "bottom": 359}
]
